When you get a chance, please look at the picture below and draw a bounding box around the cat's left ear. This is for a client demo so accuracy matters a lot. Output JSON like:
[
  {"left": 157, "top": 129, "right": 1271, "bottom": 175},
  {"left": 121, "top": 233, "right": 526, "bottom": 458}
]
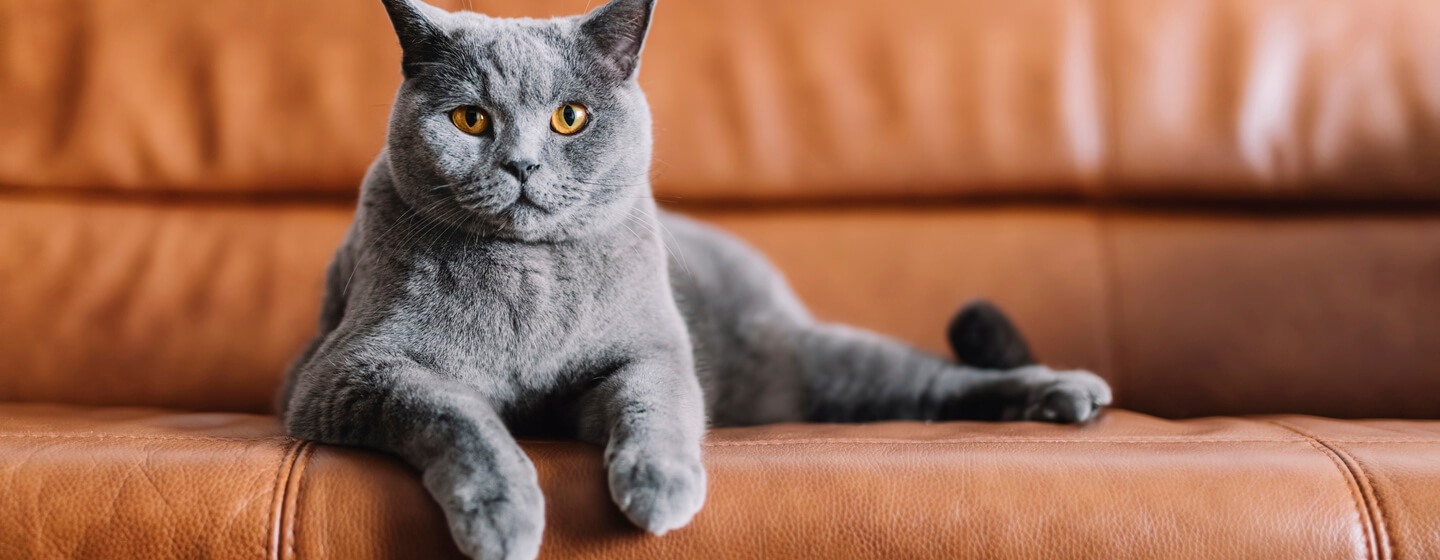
[{"left": 578, "top": 0, "right": 657, "bottom": 83}]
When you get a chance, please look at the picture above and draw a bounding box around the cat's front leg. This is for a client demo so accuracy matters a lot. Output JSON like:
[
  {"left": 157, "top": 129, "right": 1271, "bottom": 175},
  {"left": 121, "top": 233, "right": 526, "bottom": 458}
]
[
  {"left": 285, "top": 360, "right": 544, "bottom": 560},
  {"left": 577, "top": 349, "right": 707, "bottom": 535}
]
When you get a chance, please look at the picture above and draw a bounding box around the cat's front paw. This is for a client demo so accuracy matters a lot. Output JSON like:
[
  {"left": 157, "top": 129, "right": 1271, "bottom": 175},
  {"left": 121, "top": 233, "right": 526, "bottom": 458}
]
[
  {"left": 426, "top": 470, "right": 546, "bottom": 560},
  {"left": 1013, "top": 366, "right": 1113, "bottom": 423},
  {"left": 606, "top": 446, "right": 707, "bottom": 536}
]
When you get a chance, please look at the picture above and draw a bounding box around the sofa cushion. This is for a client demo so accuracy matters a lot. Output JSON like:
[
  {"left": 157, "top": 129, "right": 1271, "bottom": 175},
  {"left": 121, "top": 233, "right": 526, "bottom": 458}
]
[
  {"left": 3, "top": 403, "right": 1436, "bottom": 559},
  {"left": 10, "top": 196, "right": 1440, "bottom": 420}
]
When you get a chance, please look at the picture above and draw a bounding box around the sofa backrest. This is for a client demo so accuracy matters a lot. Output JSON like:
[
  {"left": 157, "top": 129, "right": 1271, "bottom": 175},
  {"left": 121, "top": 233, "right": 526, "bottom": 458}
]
[{"left": 3, "top": 0, "right": 1439, "bottom": 418}]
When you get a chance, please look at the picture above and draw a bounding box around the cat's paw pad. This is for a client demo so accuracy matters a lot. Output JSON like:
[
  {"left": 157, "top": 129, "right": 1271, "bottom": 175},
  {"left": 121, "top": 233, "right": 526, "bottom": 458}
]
[
  {"left": 429, "top": 475, "right": 545, "bottom": 560},
  {"left": 1017, "top": 367, "right": 1112, "bottom": 423},
  {"left": 607, "top": 448, "right": 707, "bottom": 536}
]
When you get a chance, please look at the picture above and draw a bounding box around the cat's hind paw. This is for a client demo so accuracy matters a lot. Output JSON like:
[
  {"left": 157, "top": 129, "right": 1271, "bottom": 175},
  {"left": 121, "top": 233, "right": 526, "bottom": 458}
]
[{"left": 1013, "top": 367, "right": 1113, "bottom": 423}]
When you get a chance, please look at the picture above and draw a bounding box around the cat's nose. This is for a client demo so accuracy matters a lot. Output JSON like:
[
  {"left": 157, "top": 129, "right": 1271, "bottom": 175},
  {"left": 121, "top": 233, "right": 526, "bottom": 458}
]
[{"left": 502, "top": 159, "right": 542, "bottom": 183}]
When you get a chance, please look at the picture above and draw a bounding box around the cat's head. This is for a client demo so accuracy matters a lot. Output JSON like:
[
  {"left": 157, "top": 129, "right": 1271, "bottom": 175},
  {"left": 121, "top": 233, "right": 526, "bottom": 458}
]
[{"left": 378, "top": 0, "right": 657, "bottom": 242}]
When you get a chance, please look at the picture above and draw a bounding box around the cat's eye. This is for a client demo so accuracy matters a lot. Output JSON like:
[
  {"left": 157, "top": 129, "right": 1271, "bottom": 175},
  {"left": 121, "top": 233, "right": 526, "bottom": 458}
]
[
  {"left": 450, "top": 106, "right": 489, "bottom": 135},
  {"left": 551, "top": 103, "right": 589, "bottom": 135}
]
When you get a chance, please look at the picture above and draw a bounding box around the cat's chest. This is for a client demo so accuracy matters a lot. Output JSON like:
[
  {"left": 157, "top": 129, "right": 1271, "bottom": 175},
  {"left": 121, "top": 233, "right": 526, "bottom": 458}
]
[
  {"left": 388, "top": 243, "right": 642, "bottom": 381},
  {"left": 407, "top": 250, "right": 592, "bottom": 341}
]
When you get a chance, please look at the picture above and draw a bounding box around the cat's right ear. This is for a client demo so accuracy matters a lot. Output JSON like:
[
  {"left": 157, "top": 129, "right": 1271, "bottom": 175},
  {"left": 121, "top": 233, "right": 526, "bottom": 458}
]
[
  {"left": 578, "top": 0, "right": 658, "bottom": 84},
  {"left": 380, "top": 0, "right": 451, "bottom": 78}
]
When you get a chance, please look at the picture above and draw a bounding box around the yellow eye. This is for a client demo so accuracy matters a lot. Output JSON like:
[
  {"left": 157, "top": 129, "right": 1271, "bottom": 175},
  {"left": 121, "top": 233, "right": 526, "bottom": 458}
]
[
  {"left": 551, "top": 103, "right": 589, "bottom": 135},
  {"left": 450, "top": 106, "right": 489, "bottom": 135}
]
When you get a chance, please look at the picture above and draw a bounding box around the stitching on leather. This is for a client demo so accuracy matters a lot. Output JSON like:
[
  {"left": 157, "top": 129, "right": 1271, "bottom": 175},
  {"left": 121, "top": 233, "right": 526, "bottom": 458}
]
[
  {"left": 1321, "top": 439, "right": 1440, "bottom": 444},
  {"left": 1304, "top": 439, "right": 1376, "bottom": 560},
  {"left": 267, "top": 440, "right": 305, "bottom": 560},
  {"left": 1270, "top": 420, "right": 1395, "bottom": 560},
  {"left": 281, "top": 442, "right": 314, "bottom": 560},
  {"left": 1342, "top": 453, "right": 1399, "bottom": 560},
  {"left": 1262, "top": 420, "right": 1382, "bottom": 560}
]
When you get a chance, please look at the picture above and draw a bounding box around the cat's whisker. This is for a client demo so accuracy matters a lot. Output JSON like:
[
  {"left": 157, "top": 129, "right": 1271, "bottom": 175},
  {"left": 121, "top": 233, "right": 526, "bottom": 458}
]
[
  {"left": 649, "top": 211, "right": 693, "bottom": 277},
  {"left": 386, "top": 200, "right": 469, "bottom": 259},
  {"left": 615, "top": 216, "right": 646, "bottom": 245},
  {"left": 431, "top": 179, "right": 470, "bottom": 191},
  {"left": 403, "top": 205, "right": 470, "bottom": 251},
  {"left": 453, "top": 189, "right": 493, "bottom": 202},
  {"left": 342, "top": 195, "right": 452, "bottom": 296},
  {"left": 624, "top": 206, "right": 691, "bottom": 277}
]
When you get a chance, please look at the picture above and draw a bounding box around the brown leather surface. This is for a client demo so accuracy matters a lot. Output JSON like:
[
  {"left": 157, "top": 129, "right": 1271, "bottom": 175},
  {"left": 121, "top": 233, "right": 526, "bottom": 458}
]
[
  {"left": 1264, "top": 416, "right": 1440, "bottom": 560},
  {"left": 0, "top": 197, "right": 348, "bottom": 413},
  {"left": 13, "top": 403, "right": 1440, "bottom": 560},
  {"left": 3, "top": 0, "right": 1438, "bottom": 200},
  {"left": 1109, "top": 211, "right": 1440, "bottom": 419},
  {"left": 0, "top": 404, "right": 294, "bottom": 559}
]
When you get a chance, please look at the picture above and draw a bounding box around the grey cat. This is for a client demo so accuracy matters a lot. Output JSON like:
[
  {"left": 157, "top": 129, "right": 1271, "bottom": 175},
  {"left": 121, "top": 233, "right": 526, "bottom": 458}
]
[{"left": 279, "top": 0, "right": 1113, "bottom": 558}]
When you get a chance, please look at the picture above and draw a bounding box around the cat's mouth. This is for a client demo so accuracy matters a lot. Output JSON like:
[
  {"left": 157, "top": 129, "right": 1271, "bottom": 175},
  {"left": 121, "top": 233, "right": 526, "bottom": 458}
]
[{"left": 507, "top": 190, "right": 551, "bottom": 215}]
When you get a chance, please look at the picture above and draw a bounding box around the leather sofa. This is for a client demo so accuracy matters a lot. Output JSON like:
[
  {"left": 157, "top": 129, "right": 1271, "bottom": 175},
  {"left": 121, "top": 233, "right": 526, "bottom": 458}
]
[{"left": 3, "top": 0, "right": 1439, "bottom": 558}]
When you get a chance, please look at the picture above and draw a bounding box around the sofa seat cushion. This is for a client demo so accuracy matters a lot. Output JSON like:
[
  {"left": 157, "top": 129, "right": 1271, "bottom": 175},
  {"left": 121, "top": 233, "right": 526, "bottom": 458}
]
[{"left": 1, "top": 404, "right": 1436, "bottom": 560}]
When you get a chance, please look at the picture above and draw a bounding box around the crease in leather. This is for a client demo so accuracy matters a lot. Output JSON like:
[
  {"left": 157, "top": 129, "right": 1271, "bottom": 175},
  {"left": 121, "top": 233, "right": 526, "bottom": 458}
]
[
  {"left": 1097, "top": 209, "right": 1128, "bottom": 406},
  {"left": 267, "top": 439, "right": 308, "bottom": 560},
  {"left": 1264, "top": 419, "right": 1391, "bottom": 560}
]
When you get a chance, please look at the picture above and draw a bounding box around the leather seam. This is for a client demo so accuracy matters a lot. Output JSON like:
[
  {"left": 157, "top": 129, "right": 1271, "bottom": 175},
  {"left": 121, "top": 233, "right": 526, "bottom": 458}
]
[
  {"left": 1263, "top": 420, "right": 1386, "bottom": 560},
  {"left": 267, "top": 439, "right": 306, "bottom": 560},
  {"left": 1097, "top": 206, "right": 1128, "bottom": 411},
  {"left": 280, "top": 442, "right": 315, "bottom": 560},
  {"left": 1270, "top": 421, "right": 1395, "bottom": 560},
  {"left": 1339, "top": 453, "right": 1398, "bottom": 560}
]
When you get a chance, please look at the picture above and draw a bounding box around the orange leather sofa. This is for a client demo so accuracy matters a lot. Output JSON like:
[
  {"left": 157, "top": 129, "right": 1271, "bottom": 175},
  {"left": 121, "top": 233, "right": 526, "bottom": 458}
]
[{"left": 4, "top": 0, "right": 1440, "bottom": 558}]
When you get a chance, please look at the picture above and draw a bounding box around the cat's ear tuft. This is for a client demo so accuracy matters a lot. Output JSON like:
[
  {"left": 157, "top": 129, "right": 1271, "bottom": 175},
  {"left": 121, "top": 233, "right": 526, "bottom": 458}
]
[
  {"left": 579, "top": 0, "right": 657, "bottom": 83},
  {"left": 380, "top": 0, "right": 452, "bottom": 78}
]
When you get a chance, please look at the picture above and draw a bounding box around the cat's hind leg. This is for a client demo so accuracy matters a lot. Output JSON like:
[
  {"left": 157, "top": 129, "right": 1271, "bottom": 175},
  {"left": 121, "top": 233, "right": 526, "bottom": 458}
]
[
  {"left": 794, "top": 322, "right": 1111, "bottom": 423},
  {"left": 659, "top": 211, "right": 1111, "bottom": 426}
]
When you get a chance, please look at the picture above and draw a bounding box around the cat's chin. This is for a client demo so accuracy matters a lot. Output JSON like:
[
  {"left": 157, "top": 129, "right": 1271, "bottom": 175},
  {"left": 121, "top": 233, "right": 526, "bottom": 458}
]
[{"left": 485, "top": 205, "right": 575, "bottom": 243}]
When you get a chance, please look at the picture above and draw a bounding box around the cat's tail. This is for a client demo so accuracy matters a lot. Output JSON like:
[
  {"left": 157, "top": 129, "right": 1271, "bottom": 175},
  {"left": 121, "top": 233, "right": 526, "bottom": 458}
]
[{"left": 946, "top": 300, "right": 1037, "bottom": 370}]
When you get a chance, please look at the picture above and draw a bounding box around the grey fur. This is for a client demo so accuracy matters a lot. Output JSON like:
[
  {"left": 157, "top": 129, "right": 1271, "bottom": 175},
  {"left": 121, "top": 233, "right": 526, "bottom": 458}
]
[{"left": 280, "top": 1, "right": 1111, "bottom": 558}]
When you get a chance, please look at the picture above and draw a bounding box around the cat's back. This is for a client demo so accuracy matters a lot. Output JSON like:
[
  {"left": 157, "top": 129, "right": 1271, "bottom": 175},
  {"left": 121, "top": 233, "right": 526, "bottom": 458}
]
[{"left": 658, "top": 211, "right": 810, "bottom": 324}]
